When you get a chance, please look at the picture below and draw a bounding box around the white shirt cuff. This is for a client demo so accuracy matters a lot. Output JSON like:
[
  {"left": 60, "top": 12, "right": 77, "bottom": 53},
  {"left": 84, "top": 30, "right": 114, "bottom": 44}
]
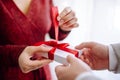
[
  {"left": 109, "top": 45, "right": 118, "bottom": 71},
  {"left": 75, "top": 72, "right": 101, "bottom": 80}
]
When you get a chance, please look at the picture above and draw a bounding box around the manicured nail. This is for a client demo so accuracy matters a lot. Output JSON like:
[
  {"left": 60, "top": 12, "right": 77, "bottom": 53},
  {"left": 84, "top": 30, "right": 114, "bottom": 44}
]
[{"left": 66, "top": 7, "right": 72, "bottom": 13}]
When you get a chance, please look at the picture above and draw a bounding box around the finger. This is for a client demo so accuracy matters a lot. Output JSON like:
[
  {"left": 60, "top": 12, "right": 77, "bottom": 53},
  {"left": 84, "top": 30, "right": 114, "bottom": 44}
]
[
  {"left": 60, "top": 23, "right": 79, "bottom": 31},
  {"left": 55, "top": 65, "right": 65, "bottom": 75},
  {"left": 60, "top": 17, "right": 78, "bottom": 27},
  {"left": 28, "top": 59, "right": 52, "bottom": 69},
  {"left": 67, "top": 55, "right": 79, "bottom": 65},
  {"left": 82, "top": 48, "right": 91, "bottom": 56},
  {"left": 79, "top": 50, "right": 90, "bottom": 62},
  {"left": 36, "top": 45, "right": 52, "bottom": 52},
  {"left": 58, "top": 7, "right": 72, "bottom": 21},
  {"left": 80, "top": 50, "right": 91, "bottom": 61},
  {"left": 25, "top": 59, "right": 52, "bottom": 73},
  {"left": 70, "top": 23, "right": 79, "bottom": 28},
  {"left": 24, "top": 59, "right": 52, "bottom": 73},
  {"left": 83, "top": 55, "right": 94, "bottom": 69},
  {"left": 79, "top": 55, "right": 84, "bottom": 60},
  {"left": 82, "top": 53, "right": 94, "bottom": 68},
  {"left": 75, "top": 42, "right": 95, "bottom": 50},
  {"left": 29, "top": 45, "right": 52, "bottom": 55},
  {"left": 83, "top": 59, "right": 93, "bottom": 69},
  {"left": 59, "top": 11, "right": 75, "bottom": 24},
  {"left": 55, "top": 65, "right": 68, "bottom": 80}
]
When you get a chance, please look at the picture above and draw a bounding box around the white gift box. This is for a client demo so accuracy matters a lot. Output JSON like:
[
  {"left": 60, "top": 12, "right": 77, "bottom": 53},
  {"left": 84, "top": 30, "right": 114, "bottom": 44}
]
[{"left": 41, "top": 44, "right": 83, "bottom": 65}]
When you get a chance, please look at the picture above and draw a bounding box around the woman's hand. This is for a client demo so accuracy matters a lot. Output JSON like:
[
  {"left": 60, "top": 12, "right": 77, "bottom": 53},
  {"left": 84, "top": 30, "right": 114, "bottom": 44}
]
[
  {"left": 18, "top": 45, "right": 52, "bottom": 73},
  {"left": 58, "top": 7, "right": 79, "bottom": 31}
]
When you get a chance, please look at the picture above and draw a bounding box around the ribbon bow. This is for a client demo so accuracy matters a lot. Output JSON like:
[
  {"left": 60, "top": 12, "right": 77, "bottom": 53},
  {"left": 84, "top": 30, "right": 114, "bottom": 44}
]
[
  {"left": 34, "top": 41, "right": 78, "bottom": 60},
  {"left": 34, "top": 6, "right": 78, "bottom": 60}
]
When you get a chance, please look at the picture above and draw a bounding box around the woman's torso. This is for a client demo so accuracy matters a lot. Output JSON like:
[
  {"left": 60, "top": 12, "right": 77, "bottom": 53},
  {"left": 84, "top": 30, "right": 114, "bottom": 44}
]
[
  {"left": 0, "top": 0, "right": 52, "bottom": 45},
  {"left": 0, "top": 0, "right": 52, "bottom": 80}
]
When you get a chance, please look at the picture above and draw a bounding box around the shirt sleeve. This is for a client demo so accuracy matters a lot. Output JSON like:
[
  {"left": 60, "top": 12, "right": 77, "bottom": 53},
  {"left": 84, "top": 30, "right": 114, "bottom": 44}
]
[
  {"left": 0, "top": 45, "right": 26, "bottom": 67},
  {"left": 75, "top": 72, "right": 102, "bottom": 80},
  {"left": 75, "top": 45, "right": 118, "bottom": 80},
  {"left": 110, "top": 43, "right": 120, "bottom": 73},
  {"left": 49, "top": 26, "right": 71, "bottom": 40},
  {"left": 108, "top": 45, "right": 118, "bottom": 71}
]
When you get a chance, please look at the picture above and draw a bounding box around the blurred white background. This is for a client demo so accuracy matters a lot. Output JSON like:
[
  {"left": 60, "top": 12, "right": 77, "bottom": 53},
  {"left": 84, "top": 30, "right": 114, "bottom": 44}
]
[{"left": 48, "top": 0, "right": 120, "bottom": 80}]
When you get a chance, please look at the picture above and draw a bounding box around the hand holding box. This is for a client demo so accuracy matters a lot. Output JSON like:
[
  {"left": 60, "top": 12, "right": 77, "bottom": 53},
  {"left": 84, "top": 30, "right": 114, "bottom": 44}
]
[{"left": 34, "top": 41, "right": 82, "bottom": 65}]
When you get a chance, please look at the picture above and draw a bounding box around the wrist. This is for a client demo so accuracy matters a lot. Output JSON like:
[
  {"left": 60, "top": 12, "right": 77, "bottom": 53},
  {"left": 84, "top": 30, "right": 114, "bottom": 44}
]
[
  {"left": 59, "top": 27, "right": 71, "bottom": 33},
  {"left": 108, "top": 45, "right": 118, "bottom": 71},
  {"left": 104, "top": 45, "right": 109, "bottom": 69}
]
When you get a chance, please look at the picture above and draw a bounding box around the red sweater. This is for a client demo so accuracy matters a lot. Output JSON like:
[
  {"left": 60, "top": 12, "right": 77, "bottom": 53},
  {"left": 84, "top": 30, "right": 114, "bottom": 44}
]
[{"left": 0, "top": 0, "right": 69, "bottom": 80}]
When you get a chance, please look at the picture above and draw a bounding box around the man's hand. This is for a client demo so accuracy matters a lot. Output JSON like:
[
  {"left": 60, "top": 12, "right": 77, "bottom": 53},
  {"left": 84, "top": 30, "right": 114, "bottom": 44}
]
[
  {"left": 55, "top": 55, "right": 91, "bottom": 80},
  {"left": 75, "top": 42, "right": 109, "bottom": 70}
]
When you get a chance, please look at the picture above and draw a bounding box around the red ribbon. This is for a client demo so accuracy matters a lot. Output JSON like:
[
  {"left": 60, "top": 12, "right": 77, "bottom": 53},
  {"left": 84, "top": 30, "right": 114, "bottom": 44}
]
[
  {"left": 51, "top": 6, "right": 59, "bottom": 41},
  {"left": 34, "top": 6, "right": 78, "bottom": 60},
  {"left": 34, "top": 41, "right": 79, "bottom": 60}
]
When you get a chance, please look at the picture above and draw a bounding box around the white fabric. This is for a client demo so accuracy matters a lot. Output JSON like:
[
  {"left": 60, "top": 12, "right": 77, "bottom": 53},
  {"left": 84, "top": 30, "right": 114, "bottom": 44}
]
[
  {"left": 109, "top": 45, "right": 118, "bottom": 71},
  {"left": 75, "top": 72, "right": 101, "bottom": 80}
]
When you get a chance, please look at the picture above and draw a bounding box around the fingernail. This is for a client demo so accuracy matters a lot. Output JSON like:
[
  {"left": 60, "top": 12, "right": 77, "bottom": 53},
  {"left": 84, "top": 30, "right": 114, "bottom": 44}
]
[
  {"left": 66, "top": 7, "right": 72, "bottom": 13},
  {"left": 75, "top": 24, "right": 79, "bottom": 27}
]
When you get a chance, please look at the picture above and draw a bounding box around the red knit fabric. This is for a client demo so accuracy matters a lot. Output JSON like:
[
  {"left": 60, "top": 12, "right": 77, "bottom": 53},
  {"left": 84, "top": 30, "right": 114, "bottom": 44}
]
[{"left": 0, "top": 0, "right": 69, "bottom": 80}]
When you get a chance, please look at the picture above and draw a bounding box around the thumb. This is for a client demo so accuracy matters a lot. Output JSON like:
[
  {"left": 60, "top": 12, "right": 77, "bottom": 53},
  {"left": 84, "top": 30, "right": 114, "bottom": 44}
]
[
  {"left": 30, "top": 59, "right": 52, "bottom": 68},
  {"left": 75, "top": 42, "right": 94, "bottom": 50},
  {"left": 30, "top": 45, "right": 52, "bottom": 55},
  {"left": 55, "top": 65, "right": 65, "bottom": 75},
  {"left": 67, "top": 55, "right": 79, "bottom": 65}
]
